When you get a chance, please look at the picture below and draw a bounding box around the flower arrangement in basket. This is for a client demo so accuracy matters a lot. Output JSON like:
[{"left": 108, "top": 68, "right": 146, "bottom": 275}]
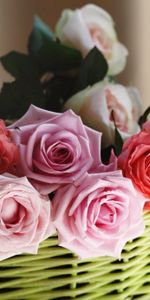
[{"left": 0, "top": 4, "right": 150, "bottom": 299}]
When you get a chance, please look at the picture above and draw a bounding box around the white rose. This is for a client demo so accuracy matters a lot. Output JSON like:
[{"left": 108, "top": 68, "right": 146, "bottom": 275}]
[
  {"left": 64, "top": 82, "right": 142, "bottom": 147},
  {"left": 56, "top": 4, "right": 128, "bottom": 76}
]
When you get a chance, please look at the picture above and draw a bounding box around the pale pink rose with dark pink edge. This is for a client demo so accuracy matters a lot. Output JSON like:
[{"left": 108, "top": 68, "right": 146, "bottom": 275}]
[
  {"left": 0, "top": 120, "right": 19, "bottom": 174},
  {"left": 0, "top": 174, "right": 54, "bottom": 260},
  {"left": 9, "top": 105, "right": 115, "bottom": 195},
  {"left": 118, "top": 121, "right": 150, "bottom": 209},
  {"left": 52, "top": 171, "right": 145, "bottom": 259}
]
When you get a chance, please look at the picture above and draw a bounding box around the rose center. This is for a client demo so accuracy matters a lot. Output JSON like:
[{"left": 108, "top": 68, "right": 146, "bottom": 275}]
[
  {"left": 96, "top": 202, "right": 116, "bottom": 226},
  {"left": 1, "top": 197, "right": 19, "bottom": 224},
  {"left": 48, "top": 142, "right": 73, "bottom": 165},
  {"left": 88, "top": 25, "right": 112, "bottom": 59}
]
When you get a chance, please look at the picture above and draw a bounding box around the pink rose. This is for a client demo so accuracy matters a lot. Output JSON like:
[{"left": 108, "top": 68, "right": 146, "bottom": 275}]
[
  {"left": 10, "top": 105, "right": 104, "bottom": 194},
  {"left": 0, "top": 174, "right": 54, "bottom": 260},
  {"left": 118, "top": 121, "right": 150, "bottom": 209},
  {"left": 0, "top": 120, "right": 19, "bottom": 174},
  {"left": 52, "top": 171, "right": 144, "bottom": 259}
]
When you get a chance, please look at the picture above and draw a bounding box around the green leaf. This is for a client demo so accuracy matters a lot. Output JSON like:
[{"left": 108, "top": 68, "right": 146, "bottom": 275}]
[
  {"left": 44, "top": 76, "right": 75, "bottom": 112},
  {"left": 109, "top": 110, "right": 123, "bottom": 156},
  {"left": 36, "top": 40, "right": 82, "bottom": 72},
  {"left": 0, "top": 79, "right": 46, "bottom": 119},
  {"left": 101, "top": 145, "right": 115, "bottom": 164},
  {"left": 28, "top": 16, "right": 82, "bottom": 73},
  {"left": 114, "top": 127, "right": 123, "bottom": 156},
  {"left": 108, "top": 75, "right": 116, "bottom": 83},
  {"left": 28, "top": 16, "right": 55, "bottom": 55},
  {"left": 74, "top": 47, "right": 108, "bottom": 92},
  {"left": 138, "top": 106, "right": 150, "bottom": 127},
  {"left": 0, "top": 51, "right": 39, "bottom": 80}
]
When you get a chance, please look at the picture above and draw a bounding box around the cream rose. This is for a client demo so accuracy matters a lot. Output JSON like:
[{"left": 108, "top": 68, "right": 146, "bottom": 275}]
[
  {"left": 56, "top": 4, "right": 128, "bottom": 75},
  {"left": 64, "top": 82, "right": 142, "bottom": 147}
]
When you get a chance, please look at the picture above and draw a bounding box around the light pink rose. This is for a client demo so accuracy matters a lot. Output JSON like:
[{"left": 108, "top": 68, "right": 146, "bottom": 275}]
[
  {"left": 64, "top": 82, "right": 142, "bottom": 146},
  {"left": 52, "top": 171, "right": 145, "bottom": 259},
  {"left": 0, "top": 174, "right": 54, "bottom": 260},
  {"left": 118, "top": 120, "right": 150, "bottom": 209},
  {"left": 9, "top": 105, "right": 107, "bottom": 194},
  {"left": 56, "top": 4, "right": 128, "bottom": 75}
]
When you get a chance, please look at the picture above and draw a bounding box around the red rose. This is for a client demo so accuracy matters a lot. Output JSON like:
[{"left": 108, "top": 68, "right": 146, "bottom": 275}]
[
  {"left": 0, "top": 120, "right": 19, "bottom": 174},
  {"left": 118, "top": 121, "right": 150, "bottom": 209}
]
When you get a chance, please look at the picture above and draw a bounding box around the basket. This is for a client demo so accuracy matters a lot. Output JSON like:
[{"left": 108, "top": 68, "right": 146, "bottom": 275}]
[{"left": 0, "top": 213, "right": 149, "bottom": 300}]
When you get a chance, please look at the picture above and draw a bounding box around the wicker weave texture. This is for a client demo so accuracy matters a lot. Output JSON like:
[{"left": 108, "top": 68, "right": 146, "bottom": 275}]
[{"left": 0, "top": 213, "right": 149, "bottom": 300}]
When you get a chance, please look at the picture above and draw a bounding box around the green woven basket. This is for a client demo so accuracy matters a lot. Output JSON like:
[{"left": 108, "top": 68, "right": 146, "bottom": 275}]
[{"left": 0, "top": 212, "right": 149, "bottom": 300}]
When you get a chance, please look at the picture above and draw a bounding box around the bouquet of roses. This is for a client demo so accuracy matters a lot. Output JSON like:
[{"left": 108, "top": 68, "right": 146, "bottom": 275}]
[{"left": 0, "top": 4, "right": 149, "bottom": 261}]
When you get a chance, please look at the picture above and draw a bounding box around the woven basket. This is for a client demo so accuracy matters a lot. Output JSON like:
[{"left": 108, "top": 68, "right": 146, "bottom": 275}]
[{"left": 0, "top": 212, "right": 149, "bottom": 300}]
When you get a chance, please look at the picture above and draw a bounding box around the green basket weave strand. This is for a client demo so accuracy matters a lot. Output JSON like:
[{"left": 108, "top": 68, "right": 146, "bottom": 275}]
[{"left": 0, "top": 213, "right": 149, "bottom": 300}]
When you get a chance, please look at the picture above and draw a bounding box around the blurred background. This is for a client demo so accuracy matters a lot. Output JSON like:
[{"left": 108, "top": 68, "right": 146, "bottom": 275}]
[{"left": 0, "top": 0, "right": 150, "bottom": 110}]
